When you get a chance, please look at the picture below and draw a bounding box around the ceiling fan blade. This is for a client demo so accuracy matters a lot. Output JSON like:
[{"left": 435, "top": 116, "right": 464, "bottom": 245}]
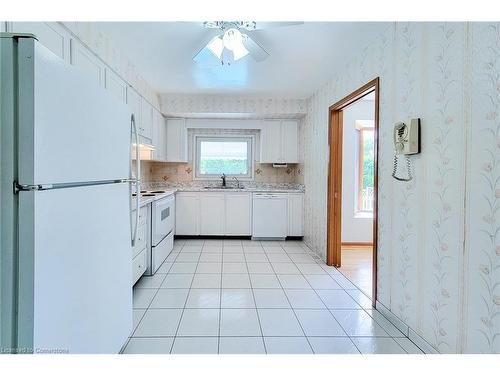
[
  {"left": 193, "top": 35, "right": 222, "bottom": 66},
  {"left": 241, "top": 34, "right": 269, "bottom": 62},
  {"left": 252, "top": 22, "right": 303, "bottom": 30}
]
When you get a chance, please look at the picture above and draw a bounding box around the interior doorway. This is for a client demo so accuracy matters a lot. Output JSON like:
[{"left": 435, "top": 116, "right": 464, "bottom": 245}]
[{"left": 326, "top": 78, "right": 379, "bottom": 306}]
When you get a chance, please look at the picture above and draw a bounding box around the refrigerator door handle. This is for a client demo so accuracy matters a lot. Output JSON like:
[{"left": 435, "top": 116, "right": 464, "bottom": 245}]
[{"left": 130, "top": 114, "right": 140, "bottom": 247}]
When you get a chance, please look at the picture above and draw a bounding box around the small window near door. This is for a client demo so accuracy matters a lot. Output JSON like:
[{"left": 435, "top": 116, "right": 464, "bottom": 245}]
[
  {"left": 356, "top": 121, "right": 374, "bottom": 214},
  {"left": 195, "top": 136, "right": 253, "bottom": 180}
]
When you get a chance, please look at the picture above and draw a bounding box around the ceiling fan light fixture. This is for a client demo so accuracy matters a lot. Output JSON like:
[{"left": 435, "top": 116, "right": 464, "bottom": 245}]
[
  {"left": 232, "top": 43, "right": 249, "bottom": 61},
  {"left": 207, "top": 36, "right": 224, "bottom": 59},
  {"left": 222, "top": 28, "right": 242, "bottom": 51}
]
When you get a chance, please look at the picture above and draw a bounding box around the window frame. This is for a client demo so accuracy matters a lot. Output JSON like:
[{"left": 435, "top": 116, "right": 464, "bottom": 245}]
[
  {"left": 193, "top": 135, "right": 255, "bottom": 181},
  {"left": 356, "top": 122, "right": 375, "bottom": 214}
]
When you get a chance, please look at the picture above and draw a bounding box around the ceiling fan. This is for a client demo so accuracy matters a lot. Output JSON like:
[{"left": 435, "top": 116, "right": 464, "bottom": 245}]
[{"left": 193, "top": 21, "right": 303, "bottom": 66}]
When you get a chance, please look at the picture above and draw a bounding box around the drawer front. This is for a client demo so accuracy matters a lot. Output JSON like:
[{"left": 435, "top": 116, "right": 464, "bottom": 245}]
[
  {"left": 132, "top": 223, "right": 147, "bottom": 258},
  {"left": 151, "top": 231, "right": 174, "bottom": 274},
  {"left": 138, "top": 206, "right": 148, "bottom": 226},
  {"left": 132, "top": 248, "right": 147, "bottom": 285}
]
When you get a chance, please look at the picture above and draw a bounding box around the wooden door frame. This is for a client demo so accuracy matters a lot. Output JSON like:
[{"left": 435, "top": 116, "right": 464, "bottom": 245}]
[{"left": 326, "top": 77, "right": 379, "bottom": 306}]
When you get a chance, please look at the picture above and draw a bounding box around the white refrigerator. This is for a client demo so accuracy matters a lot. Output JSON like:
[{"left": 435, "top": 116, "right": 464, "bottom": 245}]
[{"left": 0, "top": 34, "right": 138, "bottom": 353}]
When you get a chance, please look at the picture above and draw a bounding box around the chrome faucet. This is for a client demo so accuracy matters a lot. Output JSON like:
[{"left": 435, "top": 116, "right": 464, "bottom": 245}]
[
  {"left": 233, "top": 176, "right": 241, "bottom": 189},
  {"left": 221, "top": 173, "right": 227, "bottom": 187}
]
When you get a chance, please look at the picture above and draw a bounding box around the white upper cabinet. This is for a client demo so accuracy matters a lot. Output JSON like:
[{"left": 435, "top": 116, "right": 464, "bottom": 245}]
[
  {"left": 281, "top": 120, "right": 299, "bottom": 163},
  {"left": 127, "top": 86, "right": 142, "bottom": 136},
  {"left": 225, "top": 193, "right": 252, "bottom": 236},
  {"left": 165, "top": 118, "right": 188, "bottom": 163},
  {"left": 140, "top": 98, "right": 153, "bottom": 141},
  {"left": 104, "top": 68, "right": 127, "bottom": 104},
  {"left": 260, "top": 119, "right": 299, "bottom": 163},
  {"left": 10, "top": 22, "right": 70, "bottom": 63},
  {"left": 152, "top": 110, "right": 166, "bottom": 161},
  {"left": 260, "top": 120, "right": 282, "bottom": 163},
  {"left": 69, "top": 39, "right": 105, "bottom": 87}
]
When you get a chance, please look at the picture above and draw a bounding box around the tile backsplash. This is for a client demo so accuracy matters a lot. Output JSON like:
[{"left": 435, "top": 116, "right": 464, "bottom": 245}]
[
  {"left": 135, "top": 160, "right": 302, "bottom": 184},
  {"left": 134, "top": 127, "right": 303, "bottom": 184}
]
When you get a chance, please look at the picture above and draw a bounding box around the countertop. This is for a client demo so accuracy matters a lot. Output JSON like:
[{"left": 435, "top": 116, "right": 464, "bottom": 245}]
[
  {"left": 174, "top": 187, "right": 304, "bottom": 193},
  {"left": 132, "top": 190, "right": 175, "bottom": 208},
  {"left": 132, "top": 185, "right": 304, "bottom": 208}
]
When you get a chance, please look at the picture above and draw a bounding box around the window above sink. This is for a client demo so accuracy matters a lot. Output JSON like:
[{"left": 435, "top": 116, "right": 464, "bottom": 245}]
[{"left": 194, "top": 135, "right": 254, "bottom": 180}]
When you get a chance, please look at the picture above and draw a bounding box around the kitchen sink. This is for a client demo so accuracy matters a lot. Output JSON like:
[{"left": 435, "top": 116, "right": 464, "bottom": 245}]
[{"left": 203, "top": 186, "right": 245, "bottom": 190}]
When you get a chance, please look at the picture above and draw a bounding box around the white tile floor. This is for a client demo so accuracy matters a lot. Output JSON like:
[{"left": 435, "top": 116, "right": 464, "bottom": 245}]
[{"left": 124, "top": 239, "right": 423, "bottom": 354}]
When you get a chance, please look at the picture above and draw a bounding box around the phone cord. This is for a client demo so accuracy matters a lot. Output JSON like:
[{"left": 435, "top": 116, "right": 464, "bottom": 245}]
[{"left": 392, "top": 154, "right": 412, "bottom": 182}]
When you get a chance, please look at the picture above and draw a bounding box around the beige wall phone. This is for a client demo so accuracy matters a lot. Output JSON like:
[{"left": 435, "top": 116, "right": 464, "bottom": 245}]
[{"left": 392, "top": 118, "right": 421, "bottom": 181}]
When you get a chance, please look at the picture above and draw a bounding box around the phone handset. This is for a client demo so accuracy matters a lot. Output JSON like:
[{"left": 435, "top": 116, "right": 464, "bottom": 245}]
[{"left": 392, "top": 118, "right": 421, "bottom": 182}]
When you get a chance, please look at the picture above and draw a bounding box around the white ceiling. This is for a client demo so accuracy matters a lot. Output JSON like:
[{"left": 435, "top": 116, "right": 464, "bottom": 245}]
[{"left": 95, "top": 22, "right": 389, "bottom": 98}]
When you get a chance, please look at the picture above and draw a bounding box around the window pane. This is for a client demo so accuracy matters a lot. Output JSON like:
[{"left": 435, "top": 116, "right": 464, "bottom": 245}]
[
  {"left": 199, "top": 140, "right": 249, "bottom": 175},
  {"left": 362, "top": 130, "right": 374, "bottom": 189},
  {"left": 359, "top": 129, "right": 374, "bottom": 212}
]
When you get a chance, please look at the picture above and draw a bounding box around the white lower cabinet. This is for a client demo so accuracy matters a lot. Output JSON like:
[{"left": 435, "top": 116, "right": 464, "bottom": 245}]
[
  {"left": 174, "top": 191, "right": 302, "bottom": 237},
  {"left": 288, "top": 193, "right": 304, "bottom": 236},
  {"left": 175, "top": 192, "right": 252, "bottom": 236},
  {"left": 200, "top": 193, "right": 225, "bottom": 235},
  {"left": 132, "top": 205, "right": 149, "bottom": 285},
  {"left": 175, "top": 193, "right": 200, "bottom": 235},
  {"left": 132, "top": 248, "right": 147, "bottom": 285},
  {"left": 225, "top": 193, "right": 252, "bottom": 235}
]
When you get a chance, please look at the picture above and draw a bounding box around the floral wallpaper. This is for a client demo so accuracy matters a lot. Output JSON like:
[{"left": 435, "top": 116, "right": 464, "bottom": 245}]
[
  {"left": 466, "top": 22, "right": 500, "bottom": 354},
  {"left": 420, "top": 22, "right": 466, "bottom": 354},
  {"left": 301, "top": 22, "right": 500, "bottom": 353},
  {"left": 159, "top": 94, "right": 307, "bottom": 118}
]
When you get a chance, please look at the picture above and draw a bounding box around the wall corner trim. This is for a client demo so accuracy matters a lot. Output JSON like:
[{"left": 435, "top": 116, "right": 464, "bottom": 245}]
[{"left": 376, "top": 300, "right": 439, "bottom": 354}]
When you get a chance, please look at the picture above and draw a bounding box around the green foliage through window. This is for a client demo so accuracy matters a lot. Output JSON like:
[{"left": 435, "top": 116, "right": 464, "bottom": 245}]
[
  {"left": 200, "top": 159, "right": 248, "bottom": 175},
  {"left": 362, "top": 132, "right": 374, "bottom": 189}
]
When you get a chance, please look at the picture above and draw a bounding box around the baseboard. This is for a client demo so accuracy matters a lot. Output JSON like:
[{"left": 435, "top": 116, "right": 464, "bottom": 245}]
[
  {"left": 251, "top": 237, "right": 286, "bottom": 241},
  {"left": 375, "top": 300, "right": 438, "bottom": 354},
  {"left": 174, "top": 235, "right": 252, "bottom": 240},
  {"left": 341, "top": 242, "right": 373, "bottom": 247},
  {"left": 375, "top": 301, "right": 409, "bottom": 336},
  {"left": 408, "top": 328, "right": 439, "bottom": 354}
]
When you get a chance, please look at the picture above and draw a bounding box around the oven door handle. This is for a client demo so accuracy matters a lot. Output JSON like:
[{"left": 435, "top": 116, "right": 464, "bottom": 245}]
[{"left": 131, "top": 113, "right": 140, "bottom": 247}]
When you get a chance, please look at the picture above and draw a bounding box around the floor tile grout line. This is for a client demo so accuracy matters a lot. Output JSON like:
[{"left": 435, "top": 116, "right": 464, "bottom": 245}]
[
  {"left": 293, "top": 260, "right": 361, "bottom": 354},
  {"left": 244, "top": 242, "right": 268, "bottom": 354},
  {"left": 272, "top": 242, "right": 315, "bottom": 354},
  {"left": 295, "top": 241, "right": 408, "bottom": 344},
  {"left": 217, "top": 242, "right": 224, "bottom": 354},
  {"left": 169, "top": 240, "right": 203, "bottom": 354},
  {"left": 127, "top": 241, "right": 187, "bottom": 352},
  {"left": 298, "top": 240, "right": 412, "bottom": 352},
  {"left": 152, "top": 241, "right": 187, "bottom": 354},
  {"left": 131, "top": 239, "right": 414, "bottom": 354}
]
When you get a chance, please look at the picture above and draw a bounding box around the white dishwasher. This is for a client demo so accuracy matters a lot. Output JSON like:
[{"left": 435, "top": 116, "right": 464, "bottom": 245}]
[{"left": 252, "top": 193, "right": 288, "bottom": 240}]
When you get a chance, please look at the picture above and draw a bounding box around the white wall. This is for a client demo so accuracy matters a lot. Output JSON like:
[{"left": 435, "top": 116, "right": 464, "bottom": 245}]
[
  {"left": 301, "top": 22, "right": 500, "bottom": 354},
  {"left": 341, "top": 99, "right": 374, "bottom": 243}
]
